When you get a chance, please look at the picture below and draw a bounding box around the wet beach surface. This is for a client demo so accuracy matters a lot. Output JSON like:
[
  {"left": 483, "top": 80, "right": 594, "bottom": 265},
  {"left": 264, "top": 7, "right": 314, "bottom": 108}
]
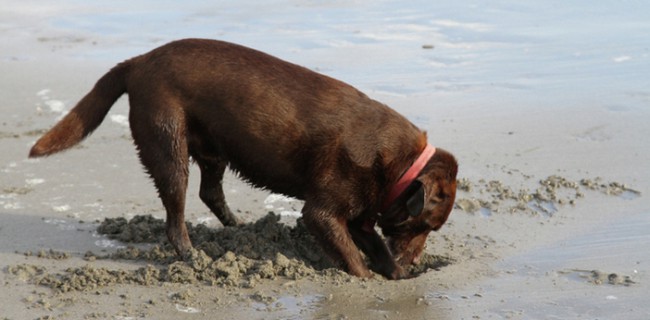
[{"left": 1, "top": 1, "right": 649, "bottom": 319}]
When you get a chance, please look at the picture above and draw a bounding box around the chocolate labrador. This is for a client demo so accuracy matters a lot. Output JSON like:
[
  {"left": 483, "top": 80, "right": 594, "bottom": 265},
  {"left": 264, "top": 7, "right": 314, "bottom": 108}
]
[{"left": 29, "top": 39, "right": 457, "bottom": 279}]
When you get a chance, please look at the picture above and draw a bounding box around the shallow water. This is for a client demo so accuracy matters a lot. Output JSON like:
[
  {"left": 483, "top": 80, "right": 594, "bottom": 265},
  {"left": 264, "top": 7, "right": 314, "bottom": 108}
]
[{"left": 9, "top": 1, "right": 649, "bottom": 109}]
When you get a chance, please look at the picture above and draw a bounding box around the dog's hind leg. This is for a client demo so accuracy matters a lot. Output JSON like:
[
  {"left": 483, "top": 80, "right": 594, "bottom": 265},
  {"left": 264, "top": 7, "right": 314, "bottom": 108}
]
[
  {"left": 130, "top": 106, "right": 192, "bottom": 257},
  {"left": 195, "top": 157, "right": 241, "bottom": 227}
]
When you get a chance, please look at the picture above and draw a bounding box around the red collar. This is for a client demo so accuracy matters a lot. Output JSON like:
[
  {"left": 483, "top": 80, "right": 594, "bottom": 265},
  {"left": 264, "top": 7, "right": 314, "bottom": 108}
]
[
  {"left": 381, "top": 143, "right": 436, "bottom": 213},
  {"left": 362, "top": 144, "right": 436, "bottom": 233}
]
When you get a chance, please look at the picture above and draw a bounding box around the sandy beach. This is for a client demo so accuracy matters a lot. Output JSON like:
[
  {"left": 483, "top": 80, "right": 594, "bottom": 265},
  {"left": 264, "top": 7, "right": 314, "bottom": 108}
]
[{"left": 1, "top": 1, "right": 649, "bottom": 319}]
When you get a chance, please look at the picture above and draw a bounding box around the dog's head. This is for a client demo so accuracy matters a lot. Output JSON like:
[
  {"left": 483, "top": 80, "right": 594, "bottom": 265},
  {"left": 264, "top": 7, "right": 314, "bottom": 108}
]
[{"left": 378, "top": 149, "right": 457, "bottom": 267}]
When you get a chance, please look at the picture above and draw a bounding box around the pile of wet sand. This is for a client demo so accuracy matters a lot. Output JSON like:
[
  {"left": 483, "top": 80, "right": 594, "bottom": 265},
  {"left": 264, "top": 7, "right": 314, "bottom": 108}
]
[
  {"left": 7, "top": 213, "right": 451, "bottom": 293},
  {"left": 5, "top": 174, "right": 637, "bottom": 295},
  {"left": 455, "top": 175, "right": 640, "bottom": 216}
]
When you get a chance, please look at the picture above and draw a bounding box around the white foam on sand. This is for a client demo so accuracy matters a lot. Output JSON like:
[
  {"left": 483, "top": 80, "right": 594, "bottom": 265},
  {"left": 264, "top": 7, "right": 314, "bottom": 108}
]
[
  {"left": 432, "top": 19, "right": 493, "bottom": 32},
  {"left": 36, "top": 89, "right": 50, "bottom": 97},
  {"left": 94, "top": 239, "right": 123, "bottom": 249},
  {"left": 52, "top": 204, "right": 71, "bottom": 212},
  {"left": 264, "top": 194, "right": 302, "bottom": 217},
  {"left": 175, "top": 304, "right": 201, "bottom": 314},
  {"left": 92, "top": 231, "right": 126, "bottom": 249},
  {"left": 44, "top": 99, "right": 66, "bottom": 113},
  {"left": 25, "top": 178, "right": 45, "bottom": 186},
  {"left": 110, "top": 114, "right": 129, "bottom": 127},
  {"left": 2, "top": 199, "right": 23, "bottom": 210},
  {"left": 196, "top": 216, "right": 214, "bottom": 225},
  {"left": 613, "top": 55, "right": 631, "bottom": 63},
  {"left": 279, "top": 210, "right": 302, "bottom": 218},
  {"left": 43, "top": 218, "right": 76, "bottom": 231}
]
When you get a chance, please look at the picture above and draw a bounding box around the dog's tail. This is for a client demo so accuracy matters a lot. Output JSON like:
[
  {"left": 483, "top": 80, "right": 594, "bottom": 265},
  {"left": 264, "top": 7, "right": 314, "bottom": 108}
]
[{"left": 29, "top": 61, "right": 130, "bottom": 158}]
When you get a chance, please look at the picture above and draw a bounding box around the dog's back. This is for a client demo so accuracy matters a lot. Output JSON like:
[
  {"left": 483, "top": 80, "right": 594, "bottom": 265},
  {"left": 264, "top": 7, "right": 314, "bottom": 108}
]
[{"left": 124, "top": 39, "right": 423, "bottom": 198}]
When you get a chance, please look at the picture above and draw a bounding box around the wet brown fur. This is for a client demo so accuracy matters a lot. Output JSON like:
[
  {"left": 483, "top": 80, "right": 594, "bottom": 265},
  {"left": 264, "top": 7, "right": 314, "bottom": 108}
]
[{"left": 29, "top": 39, "right": 458, "bottom": 279}]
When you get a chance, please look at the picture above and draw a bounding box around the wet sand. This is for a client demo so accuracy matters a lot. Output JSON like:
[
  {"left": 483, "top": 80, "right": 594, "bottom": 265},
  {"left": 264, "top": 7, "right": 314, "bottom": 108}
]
[{"left": 2, "top": 2, "right": 650, "bottom": 319}]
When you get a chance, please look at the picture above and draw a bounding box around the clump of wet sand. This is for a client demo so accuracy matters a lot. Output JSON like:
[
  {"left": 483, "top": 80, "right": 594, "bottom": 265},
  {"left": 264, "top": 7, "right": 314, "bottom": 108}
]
[
  {"left": 7, "top": 213, "right": 451, "bottom": 293},
  {"left": 559, "top": 269, "right": 636, "bottom": 286},
  {"left": 455, "top": 175, "right": 640, "bottom": 216},
  {"left": 21, "top": 249, "right": 71, "bottom": 260},
  {"left": 99, "top": 213, "right": 333, "bottom": 269},
  {"left": 7, "top": 174, "right": 638, "bottom": 294}
]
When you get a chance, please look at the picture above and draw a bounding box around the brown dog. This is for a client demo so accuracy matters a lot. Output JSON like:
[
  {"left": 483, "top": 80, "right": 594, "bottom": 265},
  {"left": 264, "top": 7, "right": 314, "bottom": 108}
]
[{"left": 29, "top": 39, "right": 457, "bottom": 279}]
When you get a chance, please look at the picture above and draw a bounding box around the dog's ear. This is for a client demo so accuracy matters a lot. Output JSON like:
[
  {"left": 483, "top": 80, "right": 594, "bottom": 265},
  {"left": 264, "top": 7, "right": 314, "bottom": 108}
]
[{"left": 406, "top": 180, "right": 425, "bottom": 217}]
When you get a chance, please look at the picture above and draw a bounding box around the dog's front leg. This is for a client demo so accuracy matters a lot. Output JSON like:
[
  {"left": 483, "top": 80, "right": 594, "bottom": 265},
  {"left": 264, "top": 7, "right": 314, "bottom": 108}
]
[
  {"left": 301, "top": 202, "right": 373, "bottom": 278},
  {"left": 348, "top": 220, "right": 407, "bottom": 280}
]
